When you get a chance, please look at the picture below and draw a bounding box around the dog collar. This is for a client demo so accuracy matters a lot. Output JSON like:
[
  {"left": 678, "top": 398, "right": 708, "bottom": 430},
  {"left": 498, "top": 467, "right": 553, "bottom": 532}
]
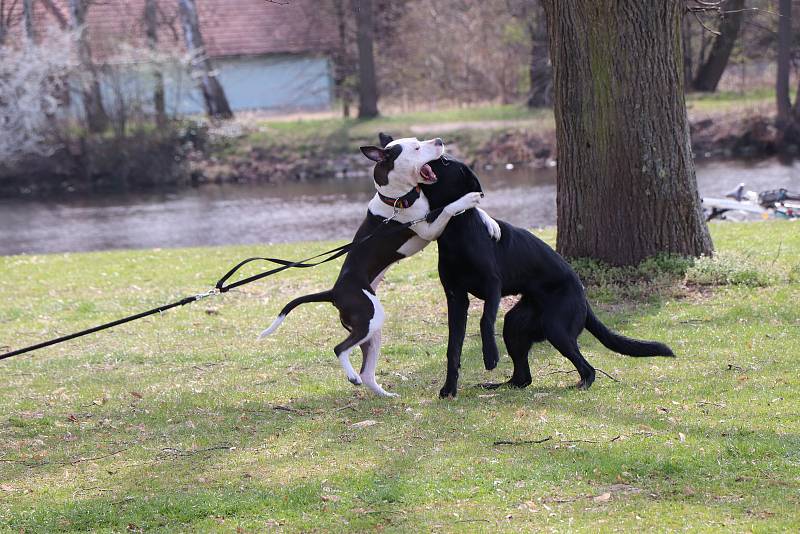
[{"left": 378, "top": 186, "right": 421, "bottom": 209}]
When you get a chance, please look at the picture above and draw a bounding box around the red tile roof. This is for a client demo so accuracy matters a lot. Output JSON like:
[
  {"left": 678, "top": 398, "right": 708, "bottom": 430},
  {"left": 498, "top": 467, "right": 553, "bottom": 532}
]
[{"left": 23, "top": 0, "right": 336, "bottom": 59}]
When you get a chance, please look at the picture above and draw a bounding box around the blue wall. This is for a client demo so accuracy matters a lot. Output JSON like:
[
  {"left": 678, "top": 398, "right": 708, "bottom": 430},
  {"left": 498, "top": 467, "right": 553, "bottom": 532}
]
[
  {"left": 77, "top": 53, "right": 333, "bottom": 118},
  {"left": 173, "top": 54, "right": 333, "bottom": 114}
]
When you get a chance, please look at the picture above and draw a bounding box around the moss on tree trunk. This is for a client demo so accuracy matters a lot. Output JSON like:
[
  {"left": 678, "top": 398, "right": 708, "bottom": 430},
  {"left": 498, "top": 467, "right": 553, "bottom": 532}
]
[{"left": 542, "top": 0, "right": 713, "bottom": 266}]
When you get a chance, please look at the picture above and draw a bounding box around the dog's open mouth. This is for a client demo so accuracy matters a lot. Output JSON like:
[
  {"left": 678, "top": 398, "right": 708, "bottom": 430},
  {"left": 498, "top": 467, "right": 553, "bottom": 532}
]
[{"left": 420, "top": 163, "right": 437, "bottom": 184}]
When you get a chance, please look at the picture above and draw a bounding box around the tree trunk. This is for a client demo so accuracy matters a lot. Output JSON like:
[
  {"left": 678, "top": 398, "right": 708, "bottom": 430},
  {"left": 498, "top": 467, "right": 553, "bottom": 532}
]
[
  {"left": 41, "top": 0, "right": 69, "bottom": 29},
  {"left": 68, "top": 0, "right": 110, "bottom": 133},
  {"left": 332, "top": 0, "right": 354, "bottom": 118},
  {"left": 178, "top": 0, "right": 233, "bottom": 120},
  {"left": 354, "top": 0, "right": 379, "bottom": 118},
  {"left": 144, "top": 0, "right": 167, "bottom": 126},
  {"left": 542, "top": 0, "right": 713, "bottom": 266},
  {"left": 682, "top": 10, "right": 693, "bottom": 92},
  {"left": 692, "top": 0, "right": 745, "bottom": 92},
  {"left": 795, "top": 75, "right": 800, "bottom": 122},
  {"left": 776, "top": 0, "right": 792, "bottom": 125},
  {"left": 527, "top": 10, "right": 553, "bottom": 108},
  {"left": 23, "top": 0, "right": 35, "bottom": 41}
]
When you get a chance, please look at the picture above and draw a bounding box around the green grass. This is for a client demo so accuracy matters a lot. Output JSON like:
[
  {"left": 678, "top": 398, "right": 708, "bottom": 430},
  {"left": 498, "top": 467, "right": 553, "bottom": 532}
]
[
  {"left": 1, "top": 221, "right": 799, "bottom": 532},
  {"left": 223, "top": 89, "right": 777, "bottom": 160}
]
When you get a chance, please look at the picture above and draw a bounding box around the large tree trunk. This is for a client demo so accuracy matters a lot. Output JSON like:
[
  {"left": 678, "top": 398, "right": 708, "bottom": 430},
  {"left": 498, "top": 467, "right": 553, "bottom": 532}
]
[
  {"left": 682, "top": 10, "right": 693, "bottom": 92},
  {"left": 776, "top": 0, "right": 792, "bottom": 125},
  {"left": 144, "top": 0, "right": 167, "bottom": 126},
  {"left": 542, "top": 0, "right": 713, "bottom": 266},
  {"left": 178, "top": 0, "right": 233, "bottom": 120},
  {"left": 68, "top": 0, "right": 110, "bottom": 133},
  {"left": 692, "top": 0, "right": 745, "bottom": 92},
  {"left": 527, "top": 9, "right": 552, "bottom": 108},
  {"left": 354, "top": 0, "right": 379, "bottom": 118}
]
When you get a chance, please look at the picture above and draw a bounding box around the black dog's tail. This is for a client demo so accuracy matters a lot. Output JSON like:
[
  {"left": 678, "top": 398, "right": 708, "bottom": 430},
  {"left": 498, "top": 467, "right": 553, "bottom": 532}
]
[
  {"left": 585, "top": 307, "right": 674, "bottom": 357},
  {"left": 258, "top": 290, "right": 334, "bottom": 339}
]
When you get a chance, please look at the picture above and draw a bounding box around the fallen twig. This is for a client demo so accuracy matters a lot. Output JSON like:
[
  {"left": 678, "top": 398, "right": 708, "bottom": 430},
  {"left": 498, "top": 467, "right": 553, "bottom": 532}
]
[
  {"left": 160, "top": 445, "right": 233, "bottom": 457},
  {"left": 493, "top": 436, "right": 552, "bottom": 446},
  {"left": 494, "top": 434, "right": 622, "bottom": 447},
  {"left": 596, "top": 368, "right": 619, "bottom": 382}
]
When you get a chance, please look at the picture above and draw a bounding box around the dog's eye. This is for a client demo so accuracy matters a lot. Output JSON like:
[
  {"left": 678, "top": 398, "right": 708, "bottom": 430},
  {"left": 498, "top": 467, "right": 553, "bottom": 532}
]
[{"left": 415, "top": 146, "right": 420, "bottom": 150}]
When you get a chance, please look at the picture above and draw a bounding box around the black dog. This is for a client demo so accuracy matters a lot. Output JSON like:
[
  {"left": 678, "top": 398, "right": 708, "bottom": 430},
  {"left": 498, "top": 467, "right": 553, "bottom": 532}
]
[{"left": 377, "top": 136, "right": 675, "bottom": 398}]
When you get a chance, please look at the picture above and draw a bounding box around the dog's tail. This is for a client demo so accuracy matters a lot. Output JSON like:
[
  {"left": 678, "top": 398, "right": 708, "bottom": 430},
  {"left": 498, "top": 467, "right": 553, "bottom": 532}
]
[
  {"left": 585, "top": 306, "right": 674, "bottom": 357},
  {"left": 258, "top": 290, "right": 334, "bottom": 340}
]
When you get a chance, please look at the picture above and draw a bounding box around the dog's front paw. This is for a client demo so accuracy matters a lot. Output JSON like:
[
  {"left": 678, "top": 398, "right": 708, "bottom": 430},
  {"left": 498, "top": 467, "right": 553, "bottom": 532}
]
[
  {"left": 486, "top": 218, "right": 501, "bottom": 241},
  {"left": 439, "top": 383, "right": 458, "bottom": 398},
  {"left": 445, "top": 192, "right": 482, "bottom": 215},
  {"left": 477, "top": 208, "right": 502, "bottom": 241},
  {"left": 483, "top": 346, "right": 500, "bottom": 371}
]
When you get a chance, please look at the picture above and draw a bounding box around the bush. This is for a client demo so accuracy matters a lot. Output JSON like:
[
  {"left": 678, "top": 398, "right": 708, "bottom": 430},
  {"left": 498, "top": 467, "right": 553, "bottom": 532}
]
[
  {"left": 684, "top": 253, "right": 778, "bottom": 287},
  {"left": 0, "top": 32, "right": 204, "bottom": 196},
  {"left": 0, "top": 30, "right": 75, "bottom": 166},
  {"left": 571, "top": 251, "right": 780, "bottom": 298},
  {"left": 570, "top": 253, "right": 693, "bottom": 287}
]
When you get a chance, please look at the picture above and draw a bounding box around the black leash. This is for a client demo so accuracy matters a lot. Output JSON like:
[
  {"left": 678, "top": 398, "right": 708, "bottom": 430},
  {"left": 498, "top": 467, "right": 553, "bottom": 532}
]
[{"left": 1, "top": 210, "right": 440, "bottom": 361}]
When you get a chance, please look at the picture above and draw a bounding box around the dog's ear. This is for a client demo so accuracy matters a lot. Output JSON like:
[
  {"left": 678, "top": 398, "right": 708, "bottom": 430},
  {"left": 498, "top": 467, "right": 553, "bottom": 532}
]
[
  {"left": 360, "top": 145, "right": 387, "bottom": 162},
  {"left": 386, "top": 143, "right": 402, "bottom": 160},
  {"left": 378, "top": 132, "right": 394, "bottom": 148},
  {"left": 462, "top": 163, "right": 484, "bottom": 194}
]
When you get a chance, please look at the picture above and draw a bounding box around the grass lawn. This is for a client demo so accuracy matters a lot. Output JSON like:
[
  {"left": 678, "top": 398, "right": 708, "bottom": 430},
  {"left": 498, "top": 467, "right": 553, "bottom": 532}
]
[
  {"left": 230, "top": 89, "right": 778, "bottom": 159},
  {"left": 1, "top": 221, "right": 799, "bottom": 532}
]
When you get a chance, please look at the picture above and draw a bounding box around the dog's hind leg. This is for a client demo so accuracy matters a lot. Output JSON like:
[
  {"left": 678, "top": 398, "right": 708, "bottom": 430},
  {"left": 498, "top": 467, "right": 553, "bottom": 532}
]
[
  {"left": 334, "top": 288, "right": 385, "bottom": 388},
  {"left": 334, "top": 326, "right": 368, "bottom": 386},
  {"left": 546, "top": 331, "right": 596, "bottom": 390},
  {"left": 482, "top": 297, "right": 537, "bottom": 389},
  {"left": 503, "top": 298, "right": 539, "bottom": 388},
  {"left": 543, "top": 299, "right": 595, "bottom": 389},
  {"left": 359, "top": 330, "right": 397, "bottom": 397}
]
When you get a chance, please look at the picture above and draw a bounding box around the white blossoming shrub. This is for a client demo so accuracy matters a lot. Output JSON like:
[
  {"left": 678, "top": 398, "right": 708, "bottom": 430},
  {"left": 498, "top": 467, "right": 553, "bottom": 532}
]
[{"left": 0, "top": 30, "right": 76, "bottom": 166}]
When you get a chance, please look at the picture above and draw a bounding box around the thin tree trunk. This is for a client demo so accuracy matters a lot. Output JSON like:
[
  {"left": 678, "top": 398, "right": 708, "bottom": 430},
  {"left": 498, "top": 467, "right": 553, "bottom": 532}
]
[
  {"left": 23, "top": 0, "right": 35, "bottom": 41},
  {"left": 41, "top": 0, "right": 69, "bottom": 29},
  {"left": 776, "top": 0, "right": 792, "bottom": 125},
  {"left": 692, "top": 0, "right": 745, "bottom": 92},
  {"left": 527, "top": 10, "right": 552, "bottom": 108},
  {"left": 144, "top": 0, "right": 166, "bottom": 126},
  {"left": 68, "top": 0, "right": 110, "bottom": 133},
  {"left": 542, "top": 0, "right": 712, "bottom": 266},
  {"left": 178, "top": 0, "right": 233, "bottom": 119},
  {"left": 354, "top": 0, "right": 378, "bottom": 118},
  {"left": 333, "top": 0, "right": 353, "bottom": 118},
  {"left": 0, "top": 0, "right": 10, "bottom": 47}
]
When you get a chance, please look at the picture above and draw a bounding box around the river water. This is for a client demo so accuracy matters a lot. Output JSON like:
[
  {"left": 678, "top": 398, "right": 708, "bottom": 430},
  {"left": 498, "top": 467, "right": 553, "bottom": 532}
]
[{"left": 1, "top": 158, "right": 798, "bottom": 256}]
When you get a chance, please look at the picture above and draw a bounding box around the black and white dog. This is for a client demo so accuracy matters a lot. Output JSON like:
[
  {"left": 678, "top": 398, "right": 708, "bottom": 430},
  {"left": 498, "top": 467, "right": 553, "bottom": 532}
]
[
  {"left": 375, "top": 135, "right": 674, "bottom": 398},
  {"left": 259, "top": 137, "right": 500, "bottom": 396}
]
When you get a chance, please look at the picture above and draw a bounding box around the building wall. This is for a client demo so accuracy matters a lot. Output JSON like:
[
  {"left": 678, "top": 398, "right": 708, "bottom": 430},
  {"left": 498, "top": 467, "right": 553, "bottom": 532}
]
[
  {"left": 174, "top": 54, "right": 333, "bottom": 114},
  {"left": 84, "top": 53, "right": 333, "bottom": 119}
]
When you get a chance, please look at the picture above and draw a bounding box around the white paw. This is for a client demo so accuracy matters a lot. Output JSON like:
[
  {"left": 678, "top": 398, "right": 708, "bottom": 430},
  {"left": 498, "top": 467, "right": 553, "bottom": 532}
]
[
  {"left": 362, "top": 379, "right": 398, "bottom": 397},
  {"left": 446, "top": 192, "right": 482, "bottom": 215},
  {"left": 485, "top": 218, "right": 501, "bottom": 241},
  {"left": 339, "top": 354, "right": 362, "bottom": 385}
]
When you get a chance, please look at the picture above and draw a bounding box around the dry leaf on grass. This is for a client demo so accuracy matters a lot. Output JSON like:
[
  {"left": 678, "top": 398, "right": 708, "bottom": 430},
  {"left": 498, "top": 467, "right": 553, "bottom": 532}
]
[
  {"left": 593, "top": 492, "right": 612, "bottom": 502},
  {"left": 351, "top": 420, "right": 378, "bottom": 428}
]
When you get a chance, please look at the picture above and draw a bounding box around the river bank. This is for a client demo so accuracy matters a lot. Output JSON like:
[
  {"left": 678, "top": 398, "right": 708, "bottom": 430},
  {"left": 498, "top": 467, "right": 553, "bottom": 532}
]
[
  {"left": 1, "top": 93, "right": 795, "bottom": 198},
  {"left": 191, "top": 95, "right": 796, "bottom": 186}
]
